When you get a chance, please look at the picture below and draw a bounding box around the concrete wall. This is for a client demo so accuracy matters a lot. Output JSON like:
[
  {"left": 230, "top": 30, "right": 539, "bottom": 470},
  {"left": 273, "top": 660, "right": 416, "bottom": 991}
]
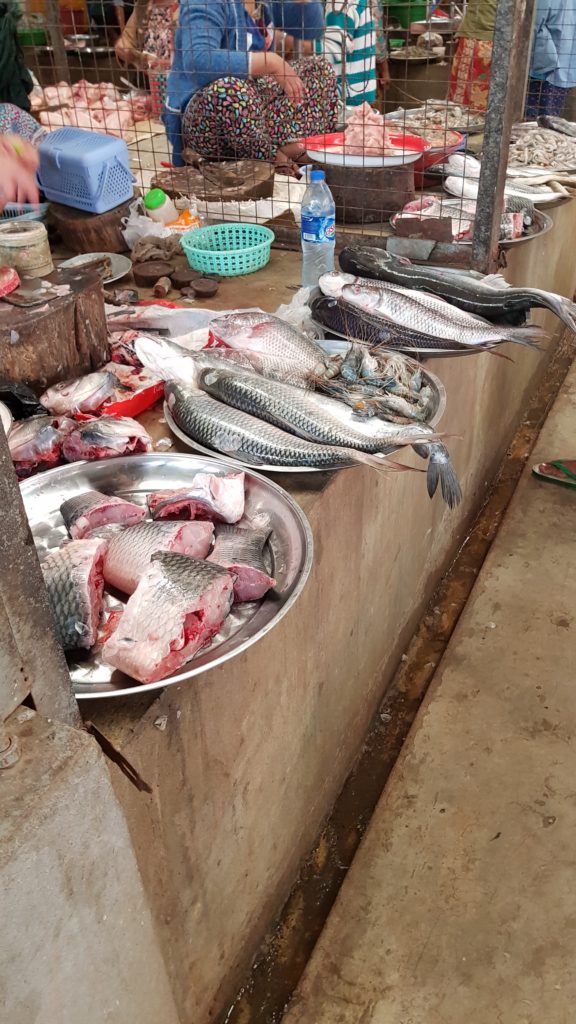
[
  {"left": 0, "top": 710, "right": 180, "bottom": 1024},
  {"left": 87, "top": 203, "right": 576, "bottom": 1024}
]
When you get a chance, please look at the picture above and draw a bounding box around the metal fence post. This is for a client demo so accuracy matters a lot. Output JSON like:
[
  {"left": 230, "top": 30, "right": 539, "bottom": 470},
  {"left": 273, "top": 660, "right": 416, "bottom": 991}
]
[{"left": 471, "top": 0, "right": 536, "bottom": 273}]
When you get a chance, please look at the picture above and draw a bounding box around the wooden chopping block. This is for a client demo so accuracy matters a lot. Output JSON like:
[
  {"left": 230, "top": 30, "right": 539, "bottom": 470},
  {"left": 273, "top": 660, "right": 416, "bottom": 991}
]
[
  {"left": 324, "top": 164, "right": 415, "bottom": 224},
  {"left": 48, "top": 196, "right": 135, "bottom": 254},
  {"left": 0, "top": 268, "right": 109, "bottom": 391},
  {"left": 151, "top": 160, "right": 275, "bottom": 202}
]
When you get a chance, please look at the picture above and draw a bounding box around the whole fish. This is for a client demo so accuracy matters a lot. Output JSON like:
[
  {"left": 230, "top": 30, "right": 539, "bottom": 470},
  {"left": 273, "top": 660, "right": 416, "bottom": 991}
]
[
  {"left": 41, "top": 371, "right": 118, "bottom": 416},
  {"left": 208, "top": 524, "right": 276, "bottom": 602},
  {"left": 339, "top": 247, "right": 576, "bottom": 332},
  {"left": 103, "top": 552, "right": 235, "bottom": 683},
  {"left": 445, "top": 174, "right": 558, "bottom": 203},
  {"left": 210, "top": 311, "right": 338, "bottom": 385},
  {"left": 310, "top": 294, "right": 471, "bottom": 353},
  {"left": 62, "top": 416, "right": 153, "bottom": 463},
  {"left": 197, "top": 367, "right": 437, "bottom": 453},
  {"left": 61, "top": 489, "right": 146, "bottom": 539},
  {"left": 148, "top": 472, "right": 245, "bottom": 524},
  {"left": 103, "top": 521, "right": 214, "bottom": 594},
  {"left": 166, "top": 382, "right": 414, "bottom": 473},
  {"left": 42, "top": 538, "right": 107, "bottom": 650},
  {"left": 135, "top": 334, "right": 257, "bottom": 389},
  {"left": 195, "top": 375, "right": 459, "bottom": 505},
  {"left": 538, "top": 114, "right": 576, "bottom": 138},
  {"left": 321, "top": 273, "right": 546, "bottom": 349}
]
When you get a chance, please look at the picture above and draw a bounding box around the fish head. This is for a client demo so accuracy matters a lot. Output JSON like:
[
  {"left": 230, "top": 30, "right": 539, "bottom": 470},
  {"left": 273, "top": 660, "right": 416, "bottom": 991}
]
[
  {"left": 210, "top": 312, "right": 268, "bottom": 346},
  {"left": 318, "top": 272, "right": 355, "bottom": 298},
  {"left": 8, "top": 415, "right": 59, "bottom": 457},
  {"left": 341, "top": 283, "right": 381, "bottom": 312}
]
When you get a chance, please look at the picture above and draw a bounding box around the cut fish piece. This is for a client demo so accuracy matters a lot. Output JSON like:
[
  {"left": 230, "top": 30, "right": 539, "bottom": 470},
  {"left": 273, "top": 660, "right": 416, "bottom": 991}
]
[
  {"left": 60, "top": 489, "right": 146, "bottom": 539},
  {"left": 103, "top": 552, "right": 235, "bottom": 683},
  {"left": 42, "top": 538, "right": 107, "bottom": 650},
  {"left": 62, "top": 415, "right": 152, "bottom": 463},
  {"left": 147, "top": 472, "right": 245, "bottom": 524},
  {"left": 208, "top": 524, "right": 276, "bottom": 602},
  {"left": 103, "top": 521, "right": 214, "bottom": 594}
]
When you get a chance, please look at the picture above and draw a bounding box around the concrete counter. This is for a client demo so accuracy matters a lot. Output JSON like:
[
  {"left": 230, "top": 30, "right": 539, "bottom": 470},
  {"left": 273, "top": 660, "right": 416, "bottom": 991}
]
[{"left": 89, "top": 205, "right": 576, "bottom": 1024}]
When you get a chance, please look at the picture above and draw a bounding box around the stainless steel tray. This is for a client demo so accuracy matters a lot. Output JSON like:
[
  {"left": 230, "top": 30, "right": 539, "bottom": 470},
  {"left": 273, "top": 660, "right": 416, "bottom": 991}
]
[
  {"left": 164, "top": 355, "right": 447, "bottom": 474},
  {"left": 21, "top": 454, "right": 313, "bottom": 700}
]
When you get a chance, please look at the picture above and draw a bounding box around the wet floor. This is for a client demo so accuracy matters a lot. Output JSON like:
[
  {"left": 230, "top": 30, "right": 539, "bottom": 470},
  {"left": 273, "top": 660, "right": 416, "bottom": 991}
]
[{"left": 221, "top": 332, "right": 575, "bottom": 1024}]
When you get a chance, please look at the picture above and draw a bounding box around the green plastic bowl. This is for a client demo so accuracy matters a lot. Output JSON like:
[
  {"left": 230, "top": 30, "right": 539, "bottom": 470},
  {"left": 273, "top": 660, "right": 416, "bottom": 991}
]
[{"left": 181, "top": 223, "right": 275, "bottom": 278}]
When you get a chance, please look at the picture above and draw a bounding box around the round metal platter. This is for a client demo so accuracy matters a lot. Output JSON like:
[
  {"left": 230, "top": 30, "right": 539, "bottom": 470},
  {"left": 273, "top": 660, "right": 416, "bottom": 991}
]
[
  {"left": 164, "top": 356, "right": 446, "bottom": 474},
  {"left": 390, "top": 201, "right": 553, "bottom": 248},
  {"left": 386, "top": 109, "right": 485, "bottom": 136},
  {"left": 20, "top": 453, "right": 313, "bottom": 700},
  {"left": 58, "top": 252, "right": 133, "bottom": 284}
]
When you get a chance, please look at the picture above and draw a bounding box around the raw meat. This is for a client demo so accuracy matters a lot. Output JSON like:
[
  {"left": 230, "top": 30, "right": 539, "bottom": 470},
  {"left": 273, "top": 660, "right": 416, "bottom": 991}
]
[
  {"left": 103, "top": 552, "right": 235, "bottom": 683},
  {"left": 344, "top": 103, "right": 395, "bottom": 156},
  {"left": 103, "top": 521, "right": 214, "bottom": 594},
  {"left": 208, "top": 524, "right": 276, "bottom": 602},
  {"left": 38, "top": 79, "right": 152, "bottom": 137},
  {"left": 60, "top": 489, "right": 146, "bottom": 539},
  {"left": 62, "top": 416, "right": 152, "bottom": 462},
  {"left": 42, "top": 538, "right": 107, "bottom": 650},
  {"left": 147, "top": 472, "right": 245, "bottom": 524}
]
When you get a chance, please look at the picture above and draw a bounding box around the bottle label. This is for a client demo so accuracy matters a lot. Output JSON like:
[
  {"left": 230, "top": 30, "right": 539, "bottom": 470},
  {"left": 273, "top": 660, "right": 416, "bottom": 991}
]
[{"left": 301, "top": 215, "right": 336, "bottom": 244}]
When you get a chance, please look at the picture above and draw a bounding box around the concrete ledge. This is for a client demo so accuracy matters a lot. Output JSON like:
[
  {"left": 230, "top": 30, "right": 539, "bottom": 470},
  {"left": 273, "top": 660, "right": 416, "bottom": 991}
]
[
  {"left": 90, "top": 205, "right": 576, "bottom": 1023},
  {"left": 0, "top": 711, "right": 179, "bottom": 1024}
]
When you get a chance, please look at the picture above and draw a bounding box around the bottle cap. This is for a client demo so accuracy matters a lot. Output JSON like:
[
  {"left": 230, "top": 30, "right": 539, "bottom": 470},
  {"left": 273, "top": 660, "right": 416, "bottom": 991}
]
[
  {"left": 144, "top": 188, "right": 167, "bottom": 210},
  {"left": 310, "top": 169, "right": 325, "bottom": 182}
]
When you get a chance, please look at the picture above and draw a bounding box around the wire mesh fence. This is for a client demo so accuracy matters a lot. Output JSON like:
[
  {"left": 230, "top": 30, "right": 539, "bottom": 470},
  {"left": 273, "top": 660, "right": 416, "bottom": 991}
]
[{"left": 8, "top": 0, "right": 573, "bottom": 258}]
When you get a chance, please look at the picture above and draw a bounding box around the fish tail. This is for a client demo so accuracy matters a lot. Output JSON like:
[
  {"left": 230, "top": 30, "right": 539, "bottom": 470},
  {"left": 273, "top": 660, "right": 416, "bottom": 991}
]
[
  {"left": 413, "top": 443, "right": 463, "bottom": 508},
  {"left": 502, "top": 324, "right": 548, "bottom": 349},
  {"left": 535, "top": 293, "right": 576, "bottom": 333}
]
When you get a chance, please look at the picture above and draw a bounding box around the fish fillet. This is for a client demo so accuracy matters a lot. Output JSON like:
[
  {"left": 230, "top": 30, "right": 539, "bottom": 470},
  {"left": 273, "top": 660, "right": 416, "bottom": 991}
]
[
  {"left": 147, "top": 472, "right": 245, "bottom": 524},
  {"left": 103, "top": 521, "right": 214, "bottom": 594},
  {"left": 103, "top": 552, "right": 235, "bottom": 683},
  {"left": 61, "top": 490, "right": 146, "bottom": 539},
  {"left": 208, "top": 524, "right": 276, "bottom": 602},
  {"left": 42, "top": 538, "right": 107, "bottom": 650}
]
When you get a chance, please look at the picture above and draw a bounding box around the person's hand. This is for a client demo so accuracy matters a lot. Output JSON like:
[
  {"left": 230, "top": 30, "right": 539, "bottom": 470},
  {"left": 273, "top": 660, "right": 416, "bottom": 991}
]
[
  {"left": 251, "top": 52, "right": 305, "bottom": 106},
  {"left": 0, "top": 136, "right": 39, "bottom": 211},
  {"left": 115, "top": 35, "right": 136, "bottom": 64},
  {"left": 376, "top": 59, "right": 391, "bottom": 88},
  {"left": 269, "top": 55, "right": 305, "bottom": 105}
]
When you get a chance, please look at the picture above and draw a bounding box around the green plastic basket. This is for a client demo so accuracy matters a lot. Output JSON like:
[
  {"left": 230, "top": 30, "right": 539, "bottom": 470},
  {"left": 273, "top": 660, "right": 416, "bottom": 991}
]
[{"left": 181, "top": 223, "right": 275, "bottom": 278}]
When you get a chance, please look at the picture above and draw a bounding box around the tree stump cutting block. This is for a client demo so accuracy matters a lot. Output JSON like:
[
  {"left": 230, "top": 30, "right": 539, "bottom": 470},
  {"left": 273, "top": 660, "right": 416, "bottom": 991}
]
[
  {"left": 151, "top": 161, "right": 275, "bottom": 202},
  {"left": 49, "top": 197, "right": 134, "bottom": 254},
  {"left": 0, "top": 269, "right": 109, "bottom": 391}
]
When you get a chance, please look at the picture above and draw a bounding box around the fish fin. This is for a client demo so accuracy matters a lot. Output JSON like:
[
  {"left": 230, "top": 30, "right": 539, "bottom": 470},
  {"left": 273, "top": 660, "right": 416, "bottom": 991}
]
[
  {"left": 347, "top": 449, "right": 426, "bottom": 474},
  {"left": 502, "top": 325, "right": 548, "bottom": 349},
  {"left": 482, "top": 273, "right": 511, "bottom": 291},
  {"left": 413, "top": 443, "right": 462, "bottom": 508}
]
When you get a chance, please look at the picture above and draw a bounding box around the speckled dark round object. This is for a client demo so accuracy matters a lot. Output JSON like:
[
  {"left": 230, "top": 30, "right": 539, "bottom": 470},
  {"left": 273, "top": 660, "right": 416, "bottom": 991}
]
[
  {"left": 191, "top": 278, "right": 220, "bottom": 298},
  {"left": 170, "top": 267, "right": 202, "bottom": 290},
  {"left": 132, "top": 261, "right": 175, "bottom": 287}
]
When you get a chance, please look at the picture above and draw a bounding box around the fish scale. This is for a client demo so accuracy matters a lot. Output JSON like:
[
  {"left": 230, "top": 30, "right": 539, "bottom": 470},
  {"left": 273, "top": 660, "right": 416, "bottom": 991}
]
[
  {"left": 198, "top": 367, "right": 436, "bottom": 452},
  {"left": 102, "top": 521, "right": 215, "bottom": 594},
  {"left": 320, "top": 272, "right": 546, "bottom": 348},
  {"left": 339, "top": 248, "right": 576, "bottom": 333},
  {"left": 166, "top": 382, "right": 423, "bottom": 474},
  {"left": 208, "top": 524, "right": 276, "bottom": 602},
  {"left": 103, "top": 552, "right": 235, "bottom": 683},
  {"left": 42, "top": 538, "right": 107, "bottom": 650}
]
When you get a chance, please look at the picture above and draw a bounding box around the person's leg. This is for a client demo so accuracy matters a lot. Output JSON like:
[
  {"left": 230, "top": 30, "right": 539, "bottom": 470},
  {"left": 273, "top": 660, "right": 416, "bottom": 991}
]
[
  {"left": 540, "top": 81, "right": 568, "bottom": 117},
  {"left": 447, "top": 38, "right": 492, "bottom": 113},
  {"left": 182, "top": 77, "right": 277, "bottom": 162},
  {"left": 0, "top": 103, "right": 44, "bottom": 143},
  {"left": 253, "top": 56, "right": 338, "bottom": 168}
]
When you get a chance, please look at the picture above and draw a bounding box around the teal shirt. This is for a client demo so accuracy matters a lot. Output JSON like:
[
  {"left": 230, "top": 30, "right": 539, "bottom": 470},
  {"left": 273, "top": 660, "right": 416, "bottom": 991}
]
[{"left": 316, "top": 0, "right": 377, "bottom": 107}]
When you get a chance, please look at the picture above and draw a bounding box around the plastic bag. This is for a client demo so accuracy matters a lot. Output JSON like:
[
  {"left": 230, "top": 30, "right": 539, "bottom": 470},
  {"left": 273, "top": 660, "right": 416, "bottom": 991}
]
[
  {"left": 121, "top": 199, "right": 171, "bottom": 249},
  {"left": 275, "top": 288, "right": 324, "bottom": 339}
]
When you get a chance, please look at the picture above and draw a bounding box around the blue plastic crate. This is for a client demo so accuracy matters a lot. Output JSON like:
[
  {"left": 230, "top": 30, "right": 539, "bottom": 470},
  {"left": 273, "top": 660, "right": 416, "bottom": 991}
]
[{"left": 38, "top": 128, "right": 135, "bottom": 214}]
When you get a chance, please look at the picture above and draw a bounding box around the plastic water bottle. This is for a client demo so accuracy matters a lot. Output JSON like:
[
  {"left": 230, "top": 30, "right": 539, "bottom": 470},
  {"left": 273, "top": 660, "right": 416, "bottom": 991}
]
[{"left": 301, "top": 169, "right": 336, "bottom": 288}]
